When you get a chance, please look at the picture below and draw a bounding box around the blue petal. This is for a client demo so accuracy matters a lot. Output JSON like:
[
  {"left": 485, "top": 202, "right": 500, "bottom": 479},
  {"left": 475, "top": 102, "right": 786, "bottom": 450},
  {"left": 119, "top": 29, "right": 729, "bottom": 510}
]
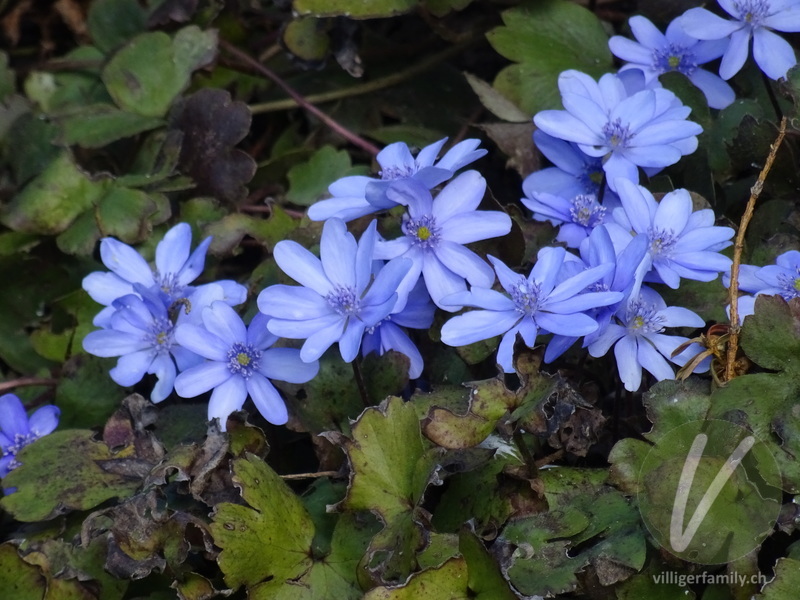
[
  {"left": 535, "top": 311, "right": 598, "bottom": 336},
  {"left": 273, "top": 240, "right": 332, "bottom": 296},
  {"left": 339, "top": 320, "right": 367, "bottom": 363},
  {"left": 208, "top": 376, "right": 247, "bottom": 431},
  {"left": 300, "top": 319, "right": 345, "bottom": 362},
  {"left": 615, "top": 335, "right": 642, "bottom": 391},
  {"left": 363, "top": 257, "right": 413, "bottom": 308},
  {"left": 719, "top": 28, "right": 751, "bottom": 79},
  {"left": 149, "top": 354, "right": 177, "bottom": 403},
  {"left": 155, "top": 223, "right": 192, "bottom": 279},
  {"left": 435, "top": 138, "right": 487, "bottom": 172},
  {"left": 308, "top": 196, "right": 376, "bottom": 222},
  {"left": 0, "top": 394, "right": 30, "bottom": 438},
  {"left": 82, "top": 272, "right": 134, "bottom": 305},
  {"left": 379, "top": 322, "right": 425, "bottom": 378},
  {"left": 177, "top": 235, "right": 212, "bottom": 287},
  {"left": 257, "top": 284, "right": 330, "bottom": 321},
  {"left": 174, "top": 361, "right": 232, "bottom": 398},
  {"left": 100, "top": 237, "right": 154, "bottom": 287},
  {"left": 422, "top": 254, "right": 468, "bottom": 310},
  {"left": 174, "top": 323, "right": 229, "bottom": 361},
  {"left": 496, "top": 327, "right": 519, "bottom": 374},
  {"left": 201, "top": 302, "right": 247, "bottom": 346},
  {"left": 440, "top": 211, "right": 512, "bottom": 245},
  {"left": 440, "top": 309, "right": 520, "bottom": 346},
  {"left": 432, "top": 170, "right": 486, "bottom": 222},
  {"left": 435, "top": 241, "right": 494, "bottom": 288},
  {"left": 267, "top": 314, "right": 341, "bottom": 338},
  {"left": 259, "top": 348, "right": 319, "bottom": 383},
  {"left": 247, "top": 375, "right": 288, "bottom": 425},
  {"left": 109, "top": 349, "right": 152, "bottom": 386},
  {"left": 83, "top": 329, "right": 149, "bottom": 357},
  {"left": 637, "top": 338, "right": 675, "bottom": 381},
  {"left": 247, "top": 312, "right": 279, "bottom": 350},
  {"left": 321, "top": 218, "right": 357, "bottom": 288},
  {"left": 28, "top": 405, "right": 60, "bottom": 437},
  {"left": 753, "top": 27, "right": 797, "bottom": 79}
]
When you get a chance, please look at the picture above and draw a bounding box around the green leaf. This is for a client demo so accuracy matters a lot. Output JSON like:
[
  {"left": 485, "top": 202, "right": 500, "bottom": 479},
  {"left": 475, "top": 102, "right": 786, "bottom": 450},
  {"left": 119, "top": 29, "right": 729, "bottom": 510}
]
[
  {"left": 287, "top": 145, "right": 355, "bottom": 206},
  {"left": 422, "top": 0, "right": 473, "bottom": 17},
  {"left": 56, "top": 186, "right": 171, "bottom": 255},
  {"left": 756, "top": 558, "right": 800, "bottom": 599},
  {"left": 458, "top": 528, "right": 518, "bottom": 599},
  {"left": 2, "top": 113, "right": 60, "bottom": 186},
  {"left": 487, "top": 0, "right": 612, "bottom": 115},
  {"left": 337, "top": 396, "right": 444, "bottom": 582},
  {"left": 0, "top": 430, "right": 142, "bottom": 521},
  {"left": 499, "top": 468, "right": 646, "bottom": 595},
  {"left": 24, "top": 47, "right": 110, "bottom": 113},
  {"left": 0, "top": 543, "right": 46, "bottom": 600},
  {"left": 102, "top": 27, "right": 217, "bottom": 117},
  {"left": 1, "top": 152, "right": 111, "bottom": 235},
  {"left": 741, "top": 296, "right": 800, "bottom": 373},
  {"left": 211, "top": 454, "right": 375, "bottom": 599},
  {"left": 363, "top": 557, "right": 469, "bottom": 599},
  {"left": 293, "top": 0, "right": 416, "bottom": 19},
  {"left": 56, "top": 103, "right": 163, "bottom": 148},
  {"left": 55, "top": 354, "right": 126, "bottom": 429},
  {"left": 87, "top": 0, "right": 147, "bottom": 53},
  {"left": 282, "top": 17, "right": 330, "bottom": 64},
  {"left": 641, "top": 378, "right": 712, "bottom": 443}
]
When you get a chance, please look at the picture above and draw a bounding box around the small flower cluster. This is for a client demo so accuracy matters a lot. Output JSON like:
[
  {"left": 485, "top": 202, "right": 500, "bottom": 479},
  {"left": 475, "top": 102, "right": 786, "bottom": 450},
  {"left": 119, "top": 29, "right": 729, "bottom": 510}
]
[
  {"left": 82, "top": 224, "right": 318, "bottom": 430},
  {"left": 727, "top": 250, "right": 800, "bottom": 322},
  {"left": 80, "top": 1, "right": 790, "bottom": 426}
]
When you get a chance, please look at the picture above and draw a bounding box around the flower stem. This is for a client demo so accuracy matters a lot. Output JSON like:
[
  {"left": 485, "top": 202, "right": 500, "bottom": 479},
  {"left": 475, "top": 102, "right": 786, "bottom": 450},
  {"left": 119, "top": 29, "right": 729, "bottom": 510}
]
[
  {"left": 0, "top": 377, "right": 58, "bottom": 394},
  {"left": 762, "top": 72, "right": 783, "bottom": 122},
  {"left": 219, "top": 39, "right": 381, "bottom": 157},
  {"left": 726, "top": 116, "right": 787, "bottom": 382},
  {"left": 352, "top": 359, "right": 371, "bottom": 408}
]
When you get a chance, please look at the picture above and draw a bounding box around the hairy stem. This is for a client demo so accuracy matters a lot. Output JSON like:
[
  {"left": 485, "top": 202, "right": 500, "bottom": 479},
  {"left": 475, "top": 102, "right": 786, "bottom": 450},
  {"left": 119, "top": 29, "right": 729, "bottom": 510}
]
[
  {"left": 220, "top": 39, "right": 381, "bottom": 156},
  {"left": 726, "top": 116, "right": 787, "bottom": 382}
]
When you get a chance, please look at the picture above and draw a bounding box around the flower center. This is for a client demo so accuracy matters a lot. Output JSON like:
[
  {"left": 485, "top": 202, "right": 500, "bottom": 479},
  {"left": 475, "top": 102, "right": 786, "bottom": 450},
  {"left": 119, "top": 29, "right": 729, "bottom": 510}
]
[
  {"left": 3, "top": 432, "right": 38, "bottom": 471},
  {"left": 403, "top": 215, "right": 441, "bottom": 249},
  {"left": 777, "top": 269, "right": 800, "bottom": 300},
  {"left": 154, "top": 271, "right": 185, "bottom": 301},
  {"left": 147, "top": 318, "right": 175, "bottom": 355},
  {"left": 510, "top": 278, "right": 542, "bottom": 315},
  {"left": 380, "top": 164, "right": 417, "bottom": 181},
  {"left": 647, "top": 227, "right": 678, "bottom": 257},
  {"left": 569, "top": 195, "right": 606, "bottom": 227},
  {"left": 734, "top": 0, "right": 769, "bottom": 24},
  {"left": 602, "top": 118, "right": 633, "bottom": 150},
  {"left": 226, "top": 342, "right": 262, "bottom": 378},
  {"left": 654, "top": 45, "right": 697, "bottom": 76},
  {"left": 625, "top": 300, "right": 666, "bottom": 334},
  {"left": 326, "top": 285, "right": 362, "bottom": 317}
]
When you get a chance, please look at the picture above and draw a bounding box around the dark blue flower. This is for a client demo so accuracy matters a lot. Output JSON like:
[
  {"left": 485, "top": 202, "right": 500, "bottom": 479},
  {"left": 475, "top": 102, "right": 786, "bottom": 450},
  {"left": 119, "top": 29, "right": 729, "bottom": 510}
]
[{"left": 0, "top": 394, "right": 60, "bottom": 479}]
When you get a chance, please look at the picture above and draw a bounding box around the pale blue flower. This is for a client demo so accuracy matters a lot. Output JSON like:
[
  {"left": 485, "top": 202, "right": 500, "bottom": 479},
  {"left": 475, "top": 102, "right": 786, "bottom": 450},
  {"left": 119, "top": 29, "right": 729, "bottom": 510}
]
[
  {"left": 82, "top": 284, "right": 227, "bottom": 402},
  {"left": 307, "top": 138, "right": 487, "bottom": 222},
  {"left": 174, "top": 303, "right": 318, "bottom": 429},
  {"left": 588, "top": 287, "right": 708, "bottom": 391},
  {"left": 682, "top": 0, "right": 800, "bottom": 80},
  {"left": 257, "top": 219, "right": 412, "bottom": 363},
  {"left": 725, "top": 251, "right": 800, "bottom": 322},
  {"left": 361, "top": 278, "right": 435, "bottom": 378},
  {"left": 610, "top": 15, "right": 734, "bottom": 108},
  {"left": 440, "top": 247, "right": 623, "bottom": 373},
  {"left": 522, "top": 192, "right": 608, "bottom": 248},
  {"left": 544, "top": 225, "right": 650, "bottom": 362},
  {"left": 83, "top": 223, "right": 246, "bottom": 327},
  {"left": 606, "top": 178, "right": 734, "bottom": 288},
  {"left": 0, "top": 394, "right": 60, "bottom": 479},
  {"left": 533, "top": 70, "right": 702, "bottom": 191},
  {"left": 373, "top": 171, "right": 512, "bottom": 310}
]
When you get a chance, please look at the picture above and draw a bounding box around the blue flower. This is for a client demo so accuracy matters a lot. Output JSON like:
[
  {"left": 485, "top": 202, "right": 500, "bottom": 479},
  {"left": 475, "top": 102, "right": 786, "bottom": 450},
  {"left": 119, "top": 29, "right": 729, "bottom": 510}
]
[
  {"left": 257, "top": 219, "right": 412, "bottom": 363},
  {"left": 83, "top": 223, "right": 246, "bottom": 327},
  {"left": 724, "top": 251, "right": 800, "bottom": 322},
  {"left": 681, "top": 0, "right": 800, "bottom": 80},
  {"left": 533, "top": 70, "right": 702, "bottom": 191},
  {"left": 361, "top": 278, "right": 436, "bottom": 378},
  {"left": 588, "top": 287, "right": 708, "bottom": 391},
  {"left": 544, "top": 225, "right": 650, "bottom": 362},
  {"left": 174, "top": 303, "right": 318, "bottom": 429},
  {"left": 307, "top": 138, "right": 487, "bottom": 222},
  {"left": 373, "top": 171, "right": 512, "bottom": 310},
  {"left": 522, "top": 192, "right": 608, "bottom": 248},
  {"left": 440, "top": 247, "right": 623, "bottom": 373},
  {"left": 82, "top": 284, "right": 227, "bottom": 402},
  {"left": 0, "top": 394, "right": 60, "bottom": 479},
  {"left": 609, "top": 15, "right": 734, "bottom": 108},
  {"left": 522, "top": 130, "right": 613, "bottom": 202},
  {"left": 607, "top": 178, "right": 734, "bottom": 288}
]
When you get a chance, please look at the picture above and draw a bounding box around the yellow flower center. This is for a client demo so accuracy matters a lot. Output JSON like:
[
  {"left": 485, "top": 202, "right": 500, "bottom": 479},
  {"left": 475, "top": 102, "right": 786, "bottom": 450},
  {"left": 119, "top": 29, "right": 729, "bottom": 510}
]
[
  {"left": 417, "top": 226, "right": 432, "bottom": 241},
  {"left": 237, "top": 353, "right": 251, "bottom": 366}
]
